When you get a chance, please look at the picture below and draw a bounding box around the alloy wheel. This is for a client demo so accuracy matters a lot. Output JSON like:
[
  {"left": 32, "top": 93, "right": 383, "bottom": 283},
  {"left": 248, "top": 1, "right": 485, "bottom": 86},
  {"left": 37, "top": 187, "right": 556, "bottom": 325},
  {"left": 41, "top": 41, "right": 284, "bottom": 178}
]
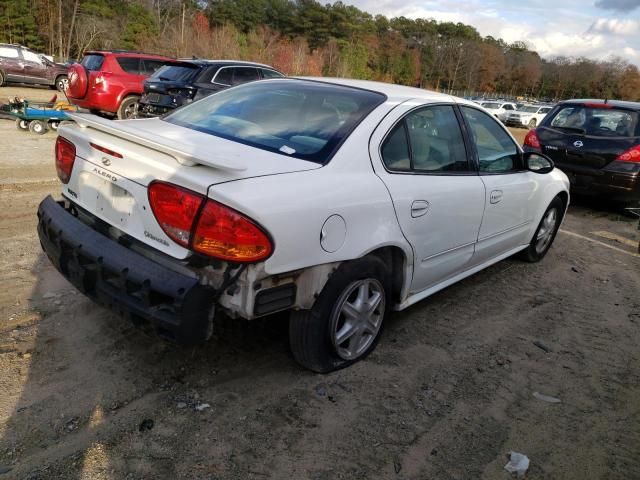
[
  {"left": 330, "top": 279, "right": 385, "bottom": 361},
  {"left": 535, "top": 208, "right": 557, "bottom": 254}
]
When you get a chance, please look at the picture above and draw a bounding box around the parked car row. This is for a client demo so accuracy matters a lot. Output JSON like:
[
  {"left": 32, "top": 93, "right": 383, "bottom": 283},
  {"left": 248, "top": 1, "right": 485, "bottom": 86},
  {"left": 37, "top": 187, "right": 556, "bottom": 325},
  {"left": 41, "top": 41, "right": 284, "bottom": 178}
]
[{"left": 2, "top": 46, "right": 284, "bottom": 121}]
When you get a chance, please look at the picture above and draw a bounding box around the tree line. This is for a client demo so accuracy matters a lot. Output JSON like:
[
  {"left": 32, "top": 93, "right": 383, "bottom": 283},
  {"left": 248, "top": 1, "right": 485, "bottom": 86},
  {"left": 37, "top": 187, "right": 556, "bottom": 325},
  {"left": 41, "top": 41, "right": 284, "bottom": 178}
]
[{"left": 2, "top": 0, "right": 640, "bottom": 101}]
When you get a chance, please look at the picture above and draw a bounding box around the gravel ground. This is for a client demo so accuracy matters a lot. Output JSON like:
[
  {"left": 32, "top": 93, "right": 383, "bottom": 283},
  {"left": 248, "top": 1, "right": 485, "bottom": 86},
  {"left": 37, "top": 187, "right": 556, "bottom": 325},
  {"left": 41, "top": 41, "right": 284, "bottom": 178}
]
[{"left": 0, "top": 85, "right": 639, "bottom": 480}]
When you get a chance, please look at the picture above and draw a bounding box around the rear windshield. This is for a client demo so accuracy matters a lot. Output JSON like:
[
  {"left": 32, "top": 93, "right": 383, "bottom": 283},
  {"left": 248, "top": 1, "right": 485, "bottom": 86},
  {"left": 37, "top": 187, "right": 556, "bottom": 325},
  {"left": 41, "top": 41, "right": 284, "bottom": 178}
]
[
  {"left": 549, "top": 105, "right": 640, "bottom": 137},
  {"left": 151, "top": 63, "right": 200, "bottom": 82},
  {"left": 164, "top": 80, "right": 386, "bottom": 164},
  {"left": 81, "top": 54, "right": 104, "bottom": 71},
  {"left": 483, "top": 102, "right": 501, "bottom": 109}
]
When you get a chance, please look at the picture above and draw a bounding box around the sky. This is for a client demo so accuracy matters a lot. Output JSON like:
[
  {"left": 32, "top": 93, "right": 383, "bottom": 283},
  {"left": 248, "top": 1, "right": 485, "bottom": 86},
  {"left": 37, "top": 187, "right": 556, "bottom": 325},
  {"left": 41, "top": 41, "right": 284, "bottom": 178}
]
[{"left": 343, "top": 0, "right": 640, "bottom": 64}]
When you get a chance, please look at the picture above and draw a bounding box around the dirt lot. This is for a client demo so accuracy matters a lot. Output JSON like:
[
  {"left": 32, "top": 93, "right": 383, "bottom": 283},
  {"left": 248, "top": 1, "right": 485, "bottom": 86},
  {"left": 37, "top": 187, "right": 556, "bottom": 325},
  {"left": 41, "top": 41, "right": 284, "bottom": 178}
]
[{"left": 1, "top": 85, "right": 639, "bottom": 480}]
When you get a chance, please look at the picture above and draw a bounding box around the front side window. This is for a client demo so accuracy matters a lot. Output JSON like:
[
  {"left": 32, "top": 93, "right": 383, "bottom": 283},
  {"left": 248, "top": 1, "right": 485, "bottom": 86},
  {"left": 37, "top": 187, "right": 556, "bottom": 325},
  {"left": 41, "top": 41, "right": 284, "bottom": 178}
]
[
  {"left": 382, "top": 105, "right": 469, "bottom": 173},
  {"left": 461, "top": 106, "right": 520, "bottom": 173},
  {"left": 21, "top": 49, "right": 42, "bottom": 64},
  {"left": 164, "top": 79, "right": 385, "bottom": 164}
]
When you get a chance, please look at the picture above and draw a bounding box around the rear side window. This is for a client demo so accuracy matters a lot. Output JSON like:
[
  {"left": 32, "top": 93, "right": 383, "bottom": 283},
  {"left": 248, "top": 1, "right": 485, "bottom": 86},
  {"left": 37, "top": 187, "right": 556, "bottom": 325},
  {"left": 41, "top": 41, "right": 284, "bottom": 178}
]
[
  {"left": 0, "top": 46, "right": 19, "bottom": 58},
  {"left": 382, "top": 105, "right": 469, "bottom": 173},
  {"left": 81, "top": 54, "right": 105, "bottom": 71},
  {"left": 116, "top": 57, "right": 141, "bottom": 74},
  {"left": 231, "top": 67, "right": 260, "bottom": 85},
  {"left": 549, "top": 105, "right": 639, "bottom": 137},
  {"left": 261, "top": 69, "right": 283, "bottom": 79},
  {"left": 164, "top": 80, "right": 385, "bottom": 164},
  {"left": 213, "top": 67, "right": 232, "bottom": 85}
]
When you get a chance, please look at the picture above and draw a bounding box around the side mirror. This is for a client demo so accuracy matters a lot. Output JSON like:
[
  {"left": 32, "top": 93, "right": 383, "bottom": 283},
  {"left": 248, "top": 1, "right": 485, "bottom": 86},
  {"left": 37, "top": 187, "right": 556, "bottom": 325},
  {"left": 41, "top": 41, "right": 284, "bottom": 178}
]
[{"left": 524, "top": 151, "right": 554, "bottom": 174}]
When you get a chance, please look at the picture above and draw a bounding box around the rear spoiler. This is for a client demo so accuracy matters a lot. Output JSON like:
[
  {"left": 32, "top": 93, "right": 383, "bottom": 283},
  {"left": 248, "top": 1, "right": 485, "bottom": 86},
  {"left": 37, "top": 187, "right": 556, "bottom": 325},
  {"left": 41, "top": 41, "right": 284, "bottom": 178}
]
[{"left": 66, "top": 112, "right": 247, "bottom": 171}]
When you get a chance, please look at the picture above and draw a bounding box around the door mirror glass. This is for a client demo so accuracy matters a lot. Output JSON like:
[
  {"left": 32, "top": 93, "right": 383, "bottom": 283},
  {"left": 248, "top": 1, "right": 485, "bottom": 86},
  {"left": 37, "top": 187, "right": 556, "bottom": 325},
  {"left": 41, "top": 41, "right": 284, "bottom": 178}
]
[{"left": 524, "top": 152, "right": 554, "bottom": 173}]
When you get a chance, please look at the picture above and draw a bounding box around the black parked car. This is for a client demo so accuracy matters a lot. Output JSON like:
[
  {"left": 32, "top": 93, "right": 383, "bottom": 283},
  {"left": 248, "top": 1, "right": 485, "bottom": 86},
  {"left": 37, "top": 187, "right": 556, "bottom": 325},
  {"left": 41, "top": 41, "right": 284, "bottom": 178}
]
[
  {"left": 137, "top": 59, "right": 284, "bottom": 117},
  {"left": 524, "top": 99, "right": 640, "bottom": 206}
]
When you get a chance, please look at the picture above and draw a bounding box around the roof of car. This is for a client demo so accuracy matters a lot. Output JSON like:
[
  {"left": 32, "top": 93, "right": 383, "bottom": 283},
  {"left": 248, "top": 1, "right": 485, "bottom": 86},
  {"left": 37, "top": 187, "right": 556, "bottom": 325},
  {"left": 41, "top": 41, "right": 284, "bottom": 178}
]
[
  {"left": 296, "top": 77, "right": 460, "bottom": 103},
  {"left": 173, "top": 59, "right": 276, "bottom": 69},
  {"left": 85, "top": 50, "right": 173, "bottom": 59},
  {"left": 560, "top": 99, "right": 640, "bottom": 110}
]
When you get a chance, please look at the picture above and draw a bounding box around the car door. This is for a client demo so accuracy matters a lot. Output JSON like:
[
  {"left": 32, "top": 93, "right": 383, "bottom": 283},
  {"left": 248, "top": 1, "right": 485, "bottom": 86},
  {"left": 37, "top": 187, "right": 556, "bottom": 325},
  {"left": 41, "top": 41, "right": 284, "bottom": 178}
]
[
  {"left": 459, "top": 106, "right": 538, "bottom": 264},
  {"left": 369, "top": 101, "right": 486, "bottom": 293},
  {"left": 20, "top": 49, "right": 49, "bottom": 84}
]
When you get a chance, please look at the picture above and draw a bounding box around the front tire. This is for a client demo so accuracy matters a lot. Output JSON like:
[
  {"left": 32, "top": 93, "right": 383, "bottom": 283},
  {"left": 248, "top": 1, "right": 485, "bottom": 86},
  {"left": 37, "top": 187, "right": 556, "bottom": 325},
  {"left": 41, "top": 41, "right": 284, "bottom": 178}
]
[
  {"left": 117, "top": 96, "right": 139, "bottom": 120},
  {"left": 519, "top": 196, "right": 563, "bottom": 262},
  {"left": 528, "top": 118, "right": 537, "bottom": 129},
  {"left": 15, "top": 119, "right": 29, "bottom": 130},
  {"left": 289, "top": 256, "right": 390, "bottom": 373},
  {"left": 0, "top": 71, "right": 5, "bottom": 87}
]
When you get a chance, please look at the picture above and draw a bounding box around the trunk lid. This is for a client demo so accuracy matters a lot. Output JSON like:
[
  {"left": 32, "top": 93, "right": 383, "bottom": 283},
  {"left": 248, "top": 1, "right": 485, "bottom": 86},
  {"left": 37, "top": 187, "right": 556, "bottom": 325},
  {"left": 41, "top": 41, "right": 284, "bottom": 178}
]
[{"left": 58, "top": 114, "right": 321, "bottom": 259}]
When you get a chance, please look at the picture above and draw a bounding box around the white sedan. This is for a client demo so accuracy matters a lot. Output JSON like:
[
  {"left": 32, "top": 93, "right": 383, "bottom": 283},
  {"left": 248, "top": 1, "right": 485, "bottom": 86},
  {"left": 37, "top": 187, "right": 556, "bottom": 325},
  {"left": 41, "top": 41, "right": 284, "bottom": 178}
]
[{"left": 38, "top": 78, "right": 569, "bottom": 372}]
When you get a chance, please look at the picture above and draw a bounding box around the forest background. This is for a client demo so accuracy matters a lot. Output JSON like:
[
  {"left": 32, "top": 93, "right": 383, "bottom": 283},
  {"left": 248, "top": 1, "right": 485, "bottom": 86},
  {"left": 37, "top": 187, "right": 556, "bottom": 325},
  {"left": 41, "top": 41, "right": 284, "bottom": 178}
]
[{"left": 2, "top": 0, "right": 640, "bottom": 100}]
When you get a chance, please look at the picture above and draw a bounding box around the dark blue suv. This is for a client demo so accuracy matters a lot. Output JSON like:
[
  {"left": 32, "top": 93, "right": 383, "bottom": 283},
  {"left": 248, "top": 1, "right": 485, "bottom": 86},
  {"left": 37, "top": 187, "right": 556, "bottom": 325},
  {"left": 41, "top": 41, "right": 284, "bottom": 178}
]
[{"left": 137, "top": 59, "right": 283, "bottom": 117}]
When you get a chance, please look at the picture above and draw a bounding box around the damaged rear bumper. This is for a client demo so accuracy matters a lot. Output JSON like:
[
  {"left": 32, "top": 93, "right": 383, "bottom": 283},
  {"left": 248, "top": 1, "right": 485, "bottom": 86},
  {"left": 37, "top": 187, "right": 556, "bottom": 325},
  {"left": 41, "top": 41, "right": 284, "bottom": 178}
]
[{"left": 37, "top": 195, "right": 215, "bottom": 345}]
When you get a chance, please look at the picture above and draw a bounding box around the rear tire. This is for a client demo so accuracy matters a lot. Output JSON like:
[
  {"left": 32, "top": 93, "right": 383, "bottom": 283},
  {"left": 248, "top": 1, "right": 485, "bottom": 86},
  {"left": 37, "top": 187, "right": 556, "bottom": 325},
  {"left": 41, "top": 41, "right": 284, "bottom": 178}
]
[
  {"left": 117, "top": 96, "right": 139, "bottom": 120},
  {"left": 519, "top": 196, "right": 563, "bottom": 262},
  {"left": 289, "top": 256, "right": 390, "bottom": 373},
  {"left": 528, "top": 118, "right": 537, "bottom": 129},
  {"left": 55, "top": 75, "right": 69, "bottom": 92},
  {"left": 15, "top": 119, "right": 29, "bottom": 130},
  {"left": 0, "top": 71, "right": 5, "bottom": 87},
  {"left": 50, "top": 120, "right": 60, "bottom": 130},
  {"left": 28, "top": 120, "right": 48, "bottom": 135}
]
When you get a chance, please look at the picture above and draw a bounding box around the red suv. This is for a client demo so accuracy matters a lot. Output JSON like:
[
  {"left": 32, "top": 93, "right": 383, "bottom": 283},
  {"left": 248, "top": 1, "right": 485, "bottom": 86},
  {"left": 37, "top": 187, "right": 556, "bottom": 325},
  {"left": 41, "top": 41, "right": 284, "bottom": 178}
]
[{"left": 67, "top": 50, "right": 172, "bottom": 119}]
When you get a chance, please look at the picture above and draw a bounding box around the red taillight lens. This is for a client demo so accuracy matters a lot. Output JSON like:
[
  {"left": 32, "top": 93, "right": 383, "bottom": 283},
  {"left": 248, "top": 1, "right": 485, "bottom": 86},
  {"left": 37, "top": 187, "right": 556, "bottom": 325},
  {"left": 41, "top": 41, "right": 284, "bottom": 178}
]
[
  {"left": 524, "top": 129, "right": 541, "bottom": 149},
  {"left": 193, "top": 200, "right": 272, "bottom": 262},
  {"left": 55, "top": 136, "right": 76, "bottom": 184},
  {"left": 148, "top": 182, "right": 204, "bottom": 247},
  {"left": 148, "top": 181, "right": 273, "bottom": 261},
  {"left": 616, "top": 145, "right": 640, "bottom": 163}
]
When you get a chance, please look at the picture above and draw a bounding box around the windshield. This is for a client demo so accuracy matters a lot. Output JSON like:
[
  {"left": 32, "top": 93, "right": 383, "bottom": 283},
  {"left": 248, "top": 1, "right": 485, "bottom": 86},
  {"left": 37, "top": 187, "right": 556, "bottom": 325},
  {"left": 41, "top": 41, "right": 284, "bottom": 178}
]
[
  {"left": 151, "top": 63, "right": 200, "bottom": 82},
  {"left": 549, "top": 105, "right": 640, "bottom": 137},
  {"left": 483, "top": 102, "right": 501, "bottom": 109},
  {"left": 519, "top": 106, "right": 539, "bottom": 113},
  {"left": 164, "top": 80, "right": 386, "bottom": 164}
]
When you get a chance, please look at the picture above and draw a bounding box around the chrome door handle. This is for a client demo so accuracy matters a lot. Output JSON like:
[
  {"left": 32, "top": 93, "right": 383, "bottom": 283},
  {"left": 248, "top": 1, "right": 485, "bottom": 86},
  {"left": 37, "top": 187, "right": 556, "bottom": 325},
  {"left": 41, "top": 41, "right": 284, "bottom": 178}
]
[{"left": 411, "top": 200, "right": 430, "bottom": 218}]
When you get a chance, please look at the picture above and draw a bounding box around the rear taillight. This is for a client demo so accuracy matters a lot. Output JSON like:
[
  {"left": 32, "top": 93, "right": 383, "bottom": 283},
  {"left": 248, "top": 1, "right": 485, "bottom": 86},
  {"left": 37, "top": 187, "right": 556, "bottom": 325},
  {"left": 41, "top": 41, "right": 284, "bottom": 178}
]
[
  {"left": 148, "top": 182, "right": 204, "bottom": 247},
  {"left": 616, "top": 145, "right": 640, "bottom": 163},
  {"left": 55, "top": 136, "right": 76, "bottom": 184},
  {"left": 147, "top": 181, "right": 273, "bottom": 262},
  {"left": 193, "top": 200, "right": 273, "bottom": 262},
  {"left": 524, "top": 129, "right": 541, "bottom": 149}
]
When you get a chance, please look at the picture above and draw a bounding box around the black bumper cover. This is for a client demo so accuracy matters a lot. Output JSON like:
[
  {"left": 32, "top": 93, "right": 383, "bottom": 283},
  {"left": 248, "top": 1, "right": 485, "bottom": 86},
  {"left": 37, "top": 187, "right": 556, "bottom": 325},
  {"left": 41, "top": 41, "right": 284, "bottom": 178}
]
[{"left": 37, "top": 196, "right": 214, "bottom": 345}]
